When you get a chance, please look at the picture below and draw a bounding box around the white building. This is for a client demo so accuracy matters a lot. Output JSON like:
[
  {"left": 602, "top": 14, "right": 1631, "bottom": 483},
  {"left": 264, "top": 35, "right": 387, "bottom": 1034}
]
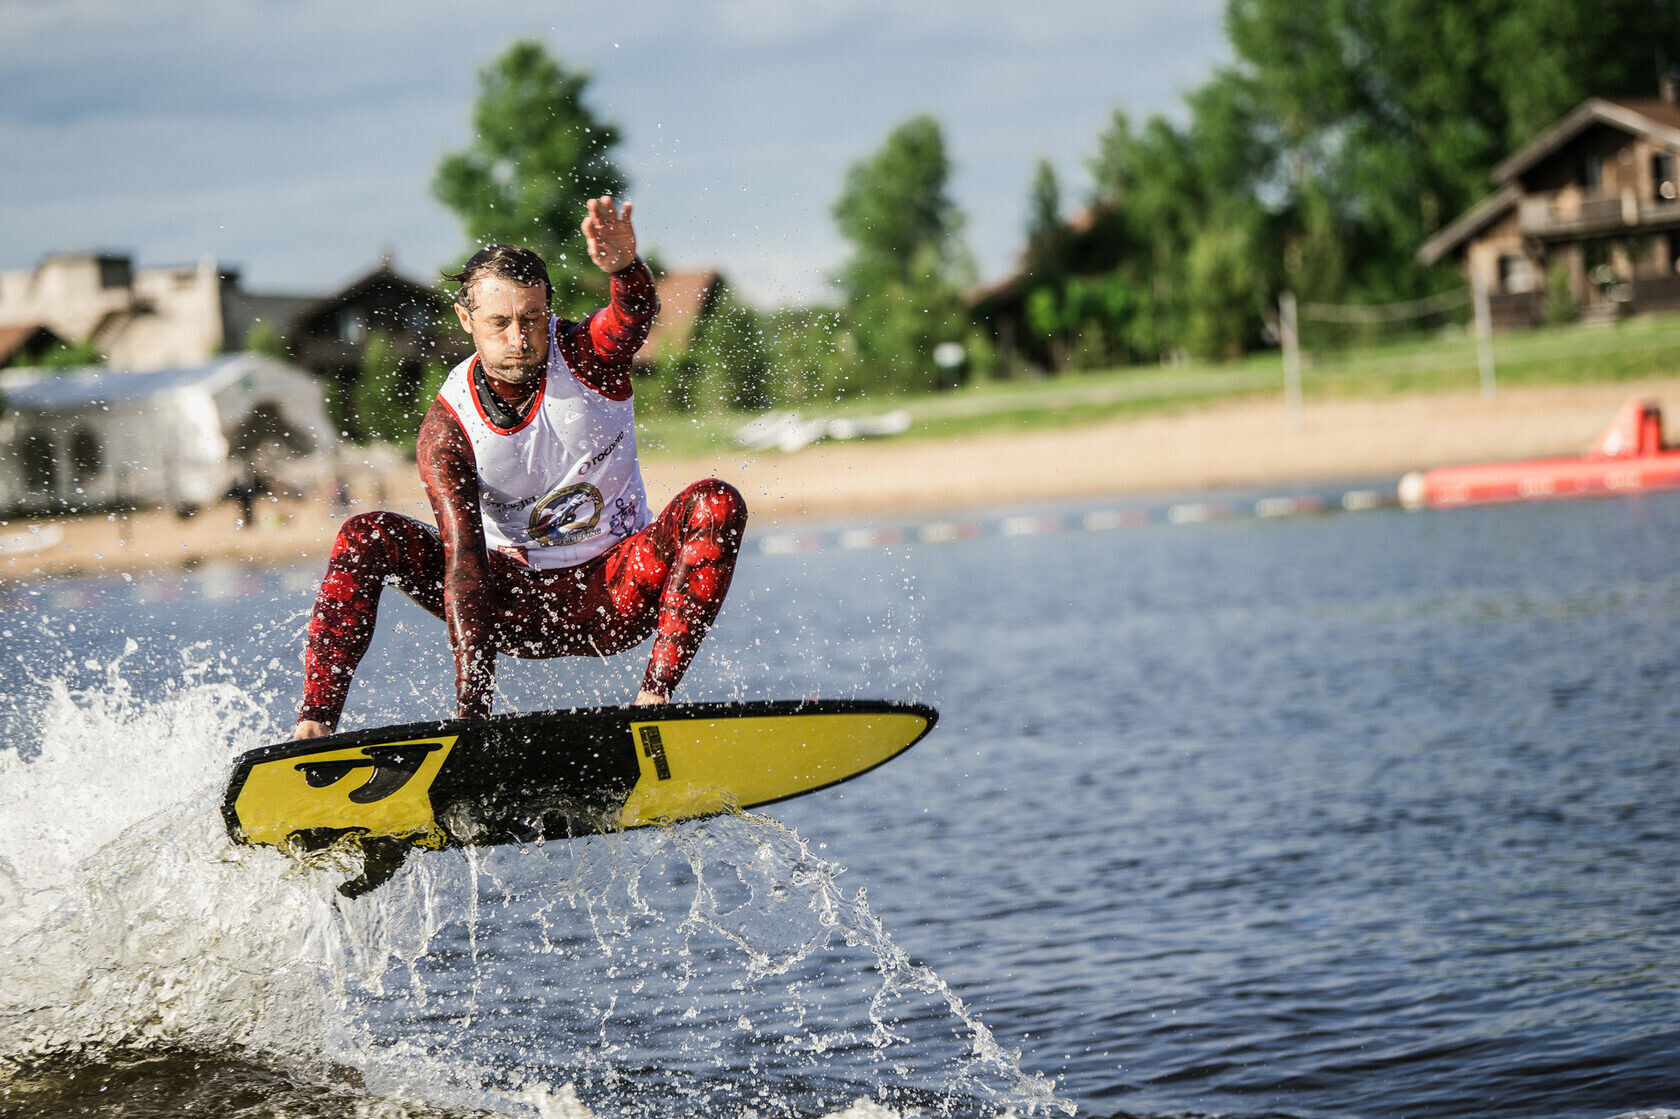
[{"left": 0, "top": 354, "right": 337, "bottom": 515}]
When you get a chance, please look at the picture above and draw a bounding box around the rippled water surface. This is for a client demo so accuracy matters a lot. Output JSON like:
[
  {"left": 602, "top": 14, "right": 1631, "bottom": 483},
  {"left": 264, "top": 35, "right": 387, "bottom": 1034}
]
[{"left": 3, "top": 490, "right": 1680, "bottom": 1118}]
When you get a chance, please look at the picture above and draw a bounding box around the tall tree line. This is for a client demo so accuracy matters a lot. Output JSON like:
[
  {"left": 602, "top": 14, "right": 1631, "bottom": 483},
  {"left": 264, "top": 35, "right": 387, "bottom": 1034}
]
[
  {"left": 426, "top": 41, "right": 983, "bottom": 416},
  {"left": 406, "top": 6, "right": 1677, "bottom": 437},
  {"left": 1024, "top": 0, "right": 1677, "bottom": 365}
]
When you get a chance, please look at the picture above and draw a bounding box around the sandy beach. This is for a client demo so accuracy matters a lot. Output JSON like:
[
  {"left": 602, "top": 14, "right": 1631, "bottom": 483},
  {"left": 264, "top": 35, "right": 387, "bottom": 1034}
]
[{"left": 3, "top": 377, "right": 1677, "bottom": 584}]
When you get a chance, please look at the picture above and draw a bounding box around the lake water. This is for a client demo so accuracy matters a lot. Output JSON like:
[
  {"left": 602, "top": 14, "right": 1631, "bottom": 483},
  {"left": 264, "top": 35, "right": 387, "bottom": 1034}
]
[{"left": 2, "top": 486, "right": 1679, "bottom": 1119}]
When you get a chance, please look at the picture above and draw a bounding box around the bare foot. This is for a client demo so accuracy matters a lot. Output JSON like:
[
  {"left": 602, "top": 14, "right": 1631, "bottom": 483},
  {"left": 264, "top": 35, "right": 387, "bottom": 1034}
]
[
  {"left": 294, "top": 719, "right": 333, "bottom": 739},
  {"left": 633, "top": 690, "right": 668, "bottom": 706}
]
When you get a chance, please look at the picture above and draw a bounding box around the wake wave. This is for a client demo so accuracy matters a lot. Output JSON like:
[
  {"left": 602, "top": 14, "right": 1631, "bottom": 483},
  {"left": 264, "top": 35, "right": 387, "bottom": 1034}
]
[{"left": 0, "top": 660, "right": 1068, "bottom": 1118}]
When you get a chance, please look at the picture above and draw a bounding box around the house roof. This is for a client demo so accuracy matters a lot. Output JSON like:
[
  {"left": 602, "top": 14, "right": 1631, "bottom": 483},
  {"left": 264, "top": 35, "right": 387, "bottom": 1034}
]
[
  {"left": 963, "top": 202, "right": 1118, "bottom": 310},
  {"left": 1417, "top": 182, "right": 1522, "bottom": 266},
  {"left": 1, "top": 354, "right": 310, "bottom": 411},
  {"left": 0, "top": 323, "right": 62, "bottom": 367},
  {"left": 1492, "top": 97, "right": 1680, "bottom": 183},
  {"left": 963, "top": 270, "right": 1023, "bottom": 311},
  {"left": 640, "top": 271, "right": 723, "bottom": 362},
  {"left": 1420, "top": 96, "right": 1680, "bottom": 265},
  {"left": 287, "top": 262, "right": 443, "bottom": 331}
]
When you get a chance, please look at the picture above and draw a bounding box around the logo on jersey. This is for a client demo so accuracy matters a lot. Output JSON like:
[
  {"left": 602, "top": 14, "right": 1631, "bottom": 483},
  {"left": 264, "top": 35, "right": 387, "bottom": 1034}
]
[
  {"left": 529, "top": 482, "right": 605, "bottom": 546},
  {"left": 608, "top": 495, "right": 641, "bottom": 539},
  {"left": 579, "top": 429, "right": 627, "bottom": 476}
]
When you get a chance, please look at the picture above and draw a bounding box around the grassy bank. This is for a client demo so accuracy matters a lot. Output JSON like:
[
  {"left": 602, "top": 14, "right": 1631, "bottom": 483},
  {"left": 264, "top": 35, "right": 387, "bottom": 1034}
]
[{"left": 637, "top": 311, "right": 1680, "bottom": 456}]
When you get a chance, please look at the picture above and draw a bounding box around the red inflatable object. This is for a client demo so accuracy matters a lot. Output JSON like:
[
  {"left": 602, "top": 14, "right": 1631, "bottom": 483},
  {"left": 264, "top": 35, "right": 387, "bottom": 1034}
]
[{"left": 1399, "top": 399, "right": 1680, "bottom": 509}]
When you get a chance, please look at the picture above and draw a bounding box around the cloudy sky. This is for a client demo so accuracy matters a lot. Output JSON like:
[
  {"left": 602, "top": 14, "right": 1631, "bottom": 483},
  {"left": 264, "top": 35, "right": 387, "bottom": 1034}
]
[{"left": 1, "top": 0, "right": 1229, "bottom": 307}]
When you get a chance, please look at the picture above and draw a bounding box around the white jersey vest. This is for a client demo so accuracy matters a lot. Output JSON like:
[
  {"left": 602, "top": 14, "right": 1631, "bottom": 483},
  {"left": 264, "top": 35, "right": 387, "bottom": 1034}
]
[{"left": 436, "top": 317, "right": 650, "bottom": 569}]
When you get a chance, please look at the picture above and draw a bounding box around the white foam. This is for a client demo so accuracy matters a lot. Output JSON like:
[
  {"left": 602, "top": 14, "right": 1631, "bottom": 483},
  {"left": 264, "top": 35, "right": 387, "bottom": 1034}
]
[{"left": 0, "top": 659, "right": 1068, "bottom": 1117}]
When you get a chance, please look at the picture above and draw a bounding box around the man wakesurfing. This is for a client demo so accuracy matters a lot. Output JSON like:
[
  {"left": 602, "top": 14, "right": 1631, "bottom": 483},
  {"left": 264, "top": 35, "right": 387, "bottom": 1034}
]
[{"left": 294, "top": 196, "right": 748, "bottom": 739}]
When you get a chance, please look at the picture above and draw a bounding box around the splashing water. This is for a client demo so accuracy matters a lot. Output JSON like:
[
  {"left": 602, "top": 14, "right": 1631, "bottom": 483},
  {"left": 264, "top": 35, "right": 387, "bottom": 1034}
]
[
  {"left": 0, "top": 648, "right": 477, "bottom": 1109},
  {"left": 0, "top": 657, "right": 1068, "bottom": 1118}
]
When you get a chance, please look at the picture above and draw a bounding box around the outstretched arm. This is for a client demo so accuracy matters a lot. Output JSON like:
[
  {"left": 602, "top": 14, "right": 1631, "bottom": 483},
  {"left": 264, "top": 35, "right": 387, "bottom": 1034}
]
[
  {"left": 417, "top": 399, "right": 497, "bottom": 720},
  {"left": 565, "top": 195, "right": 660, "bottom": 395},
  {"left": 582, "top": 195, "right": 637, "bottom": 274}
]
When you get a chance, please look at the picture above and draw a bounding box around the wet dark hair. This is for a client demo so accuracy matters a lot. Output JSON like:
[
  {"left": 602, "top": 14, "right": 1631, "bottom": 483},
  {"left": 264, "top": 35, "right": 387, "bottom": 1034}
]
[{"left": 445, "top": 244, "right": 552, "bottom": 310}]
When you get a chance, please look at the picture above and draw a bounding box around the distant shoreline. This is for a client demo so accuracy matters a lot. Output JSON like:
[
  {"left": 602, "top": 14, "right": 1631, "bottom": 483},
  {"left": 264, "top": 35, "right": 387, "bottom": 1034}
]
[{"left": 3, "top": 377, "right": 1677, "bottom": 584}]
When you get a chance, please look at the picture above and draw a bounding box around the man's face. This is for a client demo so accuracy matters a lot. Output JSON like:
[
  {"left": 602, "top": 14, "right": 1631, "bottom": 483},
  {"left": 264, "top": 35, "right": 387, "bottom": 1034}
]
[{"left": 455, "top": 277, "right": 550, "bottom": 384}]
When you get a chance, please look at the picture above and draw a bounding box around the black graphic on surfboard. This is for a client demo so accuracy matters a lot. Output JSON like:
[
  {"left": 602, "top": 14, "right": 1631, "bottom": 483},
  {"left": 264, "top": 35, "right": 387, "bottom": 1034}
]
[
  {"left": 295, "top": 743, "right": 444, "bottom": 803},
  {"left": 224, "top": 699, "right": 936, "bottom": 896}
]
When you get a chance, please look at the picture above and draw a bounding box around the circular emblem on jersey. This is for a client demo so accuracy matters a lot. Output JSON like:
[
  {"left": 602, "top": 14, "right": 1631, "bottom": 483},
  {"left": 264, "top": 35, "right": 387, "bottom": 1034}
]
[{"left": 529, "top": 482, "right": 605, "bottom": 546}]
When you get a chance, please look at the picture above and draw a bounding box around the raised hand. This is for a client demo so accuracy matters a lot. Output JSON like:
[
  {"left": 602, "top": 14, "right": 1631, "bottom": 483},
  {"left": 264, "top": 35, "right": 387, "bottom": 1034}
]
[{"left": 581, "top": 195, "right": 638, "bottom": 274}]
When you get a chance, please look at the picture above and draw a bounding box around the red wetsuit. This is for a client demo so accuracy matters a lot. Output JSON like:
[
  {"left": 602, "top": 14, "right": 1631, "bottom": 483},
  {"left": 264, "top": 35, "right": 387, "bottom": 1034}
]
[{"left": 298, "top": 262, "right": 747, "bottom": 729}]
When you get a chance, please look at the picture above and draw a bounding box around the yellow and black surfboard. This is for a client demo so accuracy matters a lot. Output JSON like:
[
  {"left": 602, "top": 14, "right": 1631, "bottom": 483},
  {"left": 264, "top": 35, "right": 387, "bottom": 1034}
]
[{"left": 223, "top": 700, "right": 936, "bottom": 873}]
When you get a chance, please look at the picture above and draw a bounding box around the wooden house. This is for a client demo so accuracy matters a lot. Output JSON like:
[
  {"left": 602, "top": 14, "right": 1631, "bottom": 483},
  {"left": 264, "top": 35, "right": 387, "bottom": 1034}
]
[
  {"left": 1421, "top": 92, "right": 1680, "bottom": 327},
  {"left": 284, "top": 262, "right": 454, "bottom": 388}
]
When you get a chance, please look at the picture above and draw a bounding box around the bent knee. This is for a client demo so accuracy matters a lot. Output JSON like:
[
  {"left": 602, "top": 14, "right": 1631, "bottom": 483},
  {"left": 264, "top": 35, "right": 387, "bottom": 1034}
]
[
  {"left": 337, "top": 509, "right": 402, "bottom": 546},
  {"left": 332, "top": 510, "right": 425, "bottom": 566},
  {"left": 684, "top": 478, "right": 748, "bottom": 534}
]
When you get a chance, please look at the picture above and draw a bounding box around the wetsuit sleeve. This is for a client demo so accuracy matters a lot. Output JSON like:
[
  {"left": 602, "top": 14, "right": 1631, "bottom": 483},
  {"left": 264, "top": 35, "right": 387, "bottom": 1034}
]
[
  {"left": 557, "top": 259, "right": 659, "bottom": 398},
  {"left": 416, "top": 399, "right": 497, "bottom": 719}
]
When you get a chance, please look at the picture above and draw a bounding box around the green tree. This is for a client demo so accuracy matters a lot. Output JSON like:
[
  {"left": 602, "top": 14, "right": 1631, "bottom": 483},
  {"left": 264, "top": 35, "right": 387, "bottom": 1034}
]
[
  {"left": 434, "top": 39, "right": 627, "bottom": 315},
  {"left": 1542, "top": 257, "right": 1578, "bottom": 325},
  {"left": 765, "top": 306, "right": 850, "bottom": 407},
  {"left": 416, "top": 357, "right": 451, "bottom": 410},
  {"left": 832, "top": 115, "right": 974, "bottom": 393},
  {"left": 834, "top": 114, "right": 967, "bottom": 297},
  {"left": 644, "top": 283, "right": 777, "bottom": 416},
  {"left": 1022, "top": 0, "right": 1671, "bottom": 368},
  {"left": 686, "top": 286, "right": 774, "bottom": 412},
  {"left": 352, "top": 333, "right": 414, "bottom": 446},
  {"left": 1026, "top": 158, "right": 1062, "bottom": 248},
  {"left": 20, "top": 338, "right": 104, "bottom": 370},
  {"left": 1088, "top": 109, "right": 1136, "bottom": 209},
  {"left": 243, "top": 319, "right": 287, "bottom": 358},
  {"left": 1224, "top": 0, "right": 1672, "bottom": 300},
  {"left": 1186, "top": 218, "right": 1265, "bottom": 360},
  {"left": 1087, "top": 112, "right": 1205, "bottom": 362}
]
